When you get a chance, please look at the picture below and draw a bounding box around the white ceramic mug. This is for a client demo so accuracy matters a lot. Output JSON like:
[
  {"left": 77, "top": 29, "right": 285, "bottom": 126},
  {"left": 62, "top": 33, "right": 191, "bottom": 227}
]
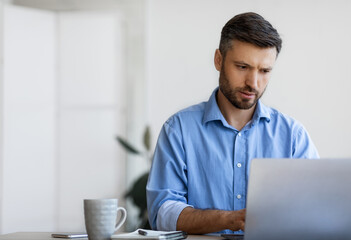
[{"left": 84, "top": 199, "right": 127, "bottom": 240}]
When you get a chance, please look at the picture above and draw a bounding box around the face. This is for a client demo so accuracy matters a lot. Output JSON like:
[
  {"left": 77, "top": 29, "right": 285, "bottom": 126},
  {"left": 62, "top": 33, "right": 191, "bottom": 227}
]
[{"left": 215, "top": 40, "right": 277, "bottom": 110}]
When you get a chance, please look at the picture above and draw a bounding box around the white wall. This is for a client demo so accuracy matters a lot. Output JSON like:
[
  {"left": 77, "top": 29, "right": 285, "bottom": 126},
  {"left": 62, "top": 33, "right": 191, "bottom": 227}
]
[
  {"left": 2, "top": 5, "right": 57, "bottom": 233},
  {"left": 57, "top": 11, "right": 126, "bottom": 231},
  {"left": 1, "top": 5, "right": 127, "bottom": 233},
  {"left": 0, "top": 0, "right": 4, "bottom": 234},
  {"left": 146, "top": 0, "right": 351, "bottom": 158}
]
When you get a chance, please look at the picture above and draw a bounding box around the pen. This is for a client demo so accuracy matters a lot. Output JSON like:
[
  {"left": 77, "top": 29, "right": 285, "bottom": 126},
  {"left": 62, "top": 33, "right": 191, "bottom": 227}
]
[
  {"left": 138, "top": 230, "right": 148, "bottom": 236},
  {"left": 138, "top": 229, "right": 187, "bottom": 239}
]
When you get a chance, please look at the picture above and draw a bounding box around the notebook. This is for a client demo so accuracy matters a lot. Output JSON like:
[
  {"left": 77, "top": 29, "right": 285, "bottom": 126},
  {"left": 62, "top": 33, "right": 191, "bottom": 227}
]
[
  {"left": 112, "top": 229, "right": 187, "bottom": 240},
  {"left": 243, "top": 158, "right": 351, "bottom": 240}
]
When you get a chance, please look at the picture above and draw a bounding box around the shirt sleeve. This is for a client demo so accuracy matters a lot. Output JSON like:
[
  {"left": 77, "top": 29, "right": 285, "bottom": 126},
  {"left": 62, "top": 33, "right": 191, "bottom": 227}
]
[
  {"left": 146, "top": 117, "right": 189, "bottom": 230},
  {"left": 156, "top": 200, "right": 193, "bottom": 230},
  {"left": 292, "top": 124, "right": 320, "bottom": 159}
]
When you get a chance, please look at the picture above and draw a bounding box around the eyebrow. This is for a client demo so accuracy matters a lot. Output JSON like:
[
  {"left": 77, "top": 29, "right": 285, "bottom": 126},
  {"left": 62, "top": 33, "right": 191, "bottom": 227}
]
[{"left": 233, "top": 60, "right": 273, "bottom": 71}]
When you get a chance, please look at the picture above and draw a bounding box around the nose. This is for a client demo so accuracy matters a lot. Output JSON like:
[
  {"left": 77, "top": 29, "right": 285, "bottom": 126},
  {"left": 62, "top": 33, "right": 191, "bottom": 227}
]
[{"left": 245, "top": 70, "right": 258, "bottom": 90}]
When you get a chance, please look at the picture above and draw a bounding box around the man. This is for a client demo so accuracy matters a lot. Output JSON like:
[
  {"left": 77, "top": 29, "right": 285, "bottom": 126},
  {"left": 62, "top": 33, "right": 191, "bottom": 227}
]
[{"left": 146, "top": 12, "right": 319, "bottom": 234}]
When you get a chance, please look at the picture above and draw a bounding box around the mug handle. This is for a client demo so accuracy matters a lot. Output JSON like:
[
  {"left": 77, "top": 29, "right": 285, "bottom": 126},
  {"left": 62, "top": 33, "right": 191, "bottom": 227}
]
[{"left": 115, "top": 207, "right": 127, "bottom": 231}]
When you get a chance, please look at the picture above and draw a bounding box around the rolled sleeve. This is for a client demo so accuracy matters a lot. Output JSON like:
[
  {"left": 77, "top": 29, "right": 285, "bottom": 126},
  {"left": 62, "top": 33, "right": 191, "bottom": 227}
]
[{"left": 156, "top": 200, "right": 193, "bottom": 231}]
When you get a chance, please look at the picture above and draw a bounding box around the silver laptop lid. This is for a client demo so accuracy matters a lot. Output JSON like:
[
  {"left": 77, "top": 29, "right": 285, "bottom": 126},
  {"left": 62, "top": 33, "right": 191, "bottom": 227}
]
[{"left": 245, "top": 158, "right": 351, "bottom": 240}]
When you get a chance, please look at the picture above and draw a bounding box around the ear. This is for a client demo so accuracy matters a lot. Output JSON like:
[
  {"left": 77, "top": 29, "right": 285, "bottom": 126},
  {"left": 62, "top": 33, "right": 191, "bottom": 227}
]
[{"left": 214, "top": 49, "right": 223, "bottom": 71}]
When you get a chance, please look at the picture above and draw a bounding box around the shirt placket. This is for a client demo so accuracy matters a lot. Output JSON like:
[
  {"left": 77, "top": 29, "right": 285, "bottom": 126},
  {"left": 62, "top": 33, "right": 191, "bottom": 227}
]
[{"left": 233, "top": 130, "right": 246, "bottom": 211}]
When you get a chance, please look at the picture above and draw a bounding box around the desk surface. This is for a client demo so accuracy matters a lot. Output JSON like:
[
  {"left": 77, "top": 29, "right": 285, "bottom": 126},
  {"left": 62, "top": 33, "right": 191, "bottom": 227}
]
[{"left": 0, "top": 232, "right": 222, "bottom": 240}]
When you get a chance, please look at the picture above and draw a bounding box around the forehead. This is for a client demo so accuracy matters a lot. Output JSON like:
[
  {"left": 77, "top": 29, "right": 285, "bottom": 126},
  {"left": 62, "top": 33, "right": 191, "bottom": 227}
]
[{"left": 226, "top": 40, "right": 277, "bottom": 67}]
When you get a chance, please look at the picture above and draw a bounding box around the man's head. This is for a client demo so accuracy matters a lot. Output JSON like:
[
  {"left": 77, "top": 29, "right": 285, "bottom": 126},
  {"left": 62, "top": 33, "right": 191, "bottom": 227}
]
[
  {"left": 215, "top": 12, "right": 282, "bottom": 110},
  {"left": 219, "top": 12, "right": 282, "bottom": 60}
]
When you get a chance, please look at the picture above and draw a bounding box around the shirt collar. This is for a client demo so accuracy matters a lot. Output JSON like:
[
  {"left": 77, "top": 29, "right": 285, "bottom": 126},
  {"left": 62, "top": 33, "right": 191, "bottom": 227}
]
[
  {"left": 203, "top": 87, "right": 271, "bottom": 125},
  {"left": 202, "top": 87, "right": 226, "bottom": 125},
  {"left": 252, "top": 99, "right": 271, "bottom": 124}
]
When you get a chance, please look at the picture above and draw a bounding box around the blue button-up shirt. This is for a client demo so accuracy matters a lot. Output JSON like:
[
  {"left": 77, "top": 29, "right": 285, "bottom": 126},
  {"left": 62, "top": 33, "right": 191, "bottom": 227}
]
[{"left": 146, "top": 88, "right": 319, "bottom": 233}]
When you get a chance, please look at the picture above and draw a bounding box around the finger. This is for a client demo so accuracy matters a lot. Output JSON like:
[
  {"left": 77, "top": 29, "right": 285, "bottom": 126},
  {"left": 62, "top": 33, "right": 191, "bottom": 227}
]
[{"left": 241, "top": 222, "right": 245, "bottom": 231}]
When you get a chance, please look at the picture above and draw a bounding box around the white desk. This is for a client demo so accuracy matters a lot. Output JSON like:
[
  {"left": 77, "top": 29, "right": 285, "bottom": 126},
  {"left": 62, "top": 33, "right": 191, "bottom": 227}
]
[{"left": 0, "top": 232, "right": 222, "bottom": 240}]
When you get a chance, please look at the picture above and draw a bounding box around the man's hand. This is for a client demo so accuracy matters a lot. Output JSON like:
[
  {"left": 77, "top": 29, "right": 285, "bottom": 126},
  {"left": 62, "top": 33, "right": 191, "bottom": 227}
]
[
  {"left": 176, "top": 207, "right": 246, "bottom": 234},
  {"left": 225, "top": 208, "right": 246, "bottom": 231}
]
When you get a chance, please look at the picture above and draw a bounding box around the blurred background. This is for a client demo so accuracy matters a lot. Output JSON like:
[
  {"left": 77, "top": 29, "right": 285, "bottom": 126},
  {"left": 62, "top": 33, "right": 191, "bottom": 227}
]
[{"left": 0, "top": 0, "right": 351, "bottom": 234}]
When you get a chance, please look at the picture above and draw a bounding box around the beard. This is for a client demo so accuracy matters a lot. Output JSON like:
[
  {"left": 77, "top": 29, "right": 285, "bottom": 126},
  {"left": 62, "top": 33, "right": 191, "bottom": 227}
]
[{"left": 219, "top": 66, "right": 266, "bottom": 110}]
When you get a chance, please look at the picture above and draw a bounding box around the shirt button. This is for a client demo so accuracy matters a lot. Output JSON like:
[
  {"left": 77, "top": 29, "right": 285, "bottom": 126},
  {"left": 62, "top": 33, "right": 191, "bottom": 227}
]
[
  {"left": 236, "top": 194, "right": 242, "bottom": 199},
  {"left": 238, "top": 133, "right": 242, "bottom": 137},
  {"left": 237, "top": 163, "right": 242, "bottom": 168}
]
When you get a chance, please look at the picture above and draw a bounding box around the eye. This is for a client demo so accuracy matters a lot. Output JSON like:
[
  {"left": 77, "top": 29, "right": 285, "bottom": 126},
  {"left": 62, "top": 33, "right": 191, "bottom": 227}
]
[
  {"left": 236, "top": 65, "right": 247, "bottom": 70},
  {"left": 261, "top": 69, "right": 271, "bottom": 73}
]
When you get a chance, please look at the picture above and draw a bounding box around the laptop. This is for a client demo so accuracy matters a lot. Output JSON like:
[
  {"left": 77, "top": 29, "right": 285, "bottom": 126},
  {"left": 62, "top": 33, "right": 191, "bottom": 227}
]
[{"left": 240, "top": 158, "right": 351, "bottom": 240}]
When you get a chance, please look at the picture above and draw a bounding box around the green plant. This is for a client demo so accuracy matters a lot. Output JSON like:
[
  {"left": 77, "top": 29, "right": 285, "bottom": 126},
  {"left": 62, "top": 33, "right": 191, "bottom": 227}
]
[{"left": 116, "top": 126, "right": 151, "bottom": 229}]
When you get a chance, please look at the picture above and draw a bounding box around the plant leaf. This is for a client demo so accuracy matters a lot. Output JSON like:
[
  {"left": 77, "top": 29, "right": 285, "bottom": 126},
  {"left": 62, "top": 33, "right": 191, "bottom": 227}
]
[
  {"left": 116, "top": 136, "right": 141, "bottom": 155},
  {"left": 143, "top": 126, "right": 151, "bottom": 151},
  {"left": 125, "top": 172, "right": 149, "bottom": 218}
]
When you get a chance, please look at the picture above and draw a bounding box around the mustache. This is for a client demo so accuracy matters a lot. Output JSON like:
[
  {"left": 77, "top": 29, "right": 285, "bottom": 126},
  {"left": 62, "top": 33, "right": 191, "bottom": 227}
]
[{"left": 237, "top": 86, "right": 259, "bottom": 95}]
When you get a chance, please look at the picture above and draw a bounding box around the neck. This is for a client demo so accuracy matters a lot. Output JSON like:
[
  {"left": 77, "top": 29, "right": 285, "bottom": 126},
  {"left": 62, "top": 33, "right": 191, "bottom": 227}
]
[{"left": 216, "top": 89, "right": 256, "bottom": 131}]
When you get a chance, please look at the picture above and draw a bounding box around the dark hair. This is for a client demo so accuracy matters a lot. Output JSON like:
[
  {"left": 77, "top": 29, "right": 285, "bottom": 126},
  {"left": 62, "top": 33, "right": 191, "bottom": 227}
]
[{"left": 219, "top": 12, "right": 282, "bottom": 58}]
